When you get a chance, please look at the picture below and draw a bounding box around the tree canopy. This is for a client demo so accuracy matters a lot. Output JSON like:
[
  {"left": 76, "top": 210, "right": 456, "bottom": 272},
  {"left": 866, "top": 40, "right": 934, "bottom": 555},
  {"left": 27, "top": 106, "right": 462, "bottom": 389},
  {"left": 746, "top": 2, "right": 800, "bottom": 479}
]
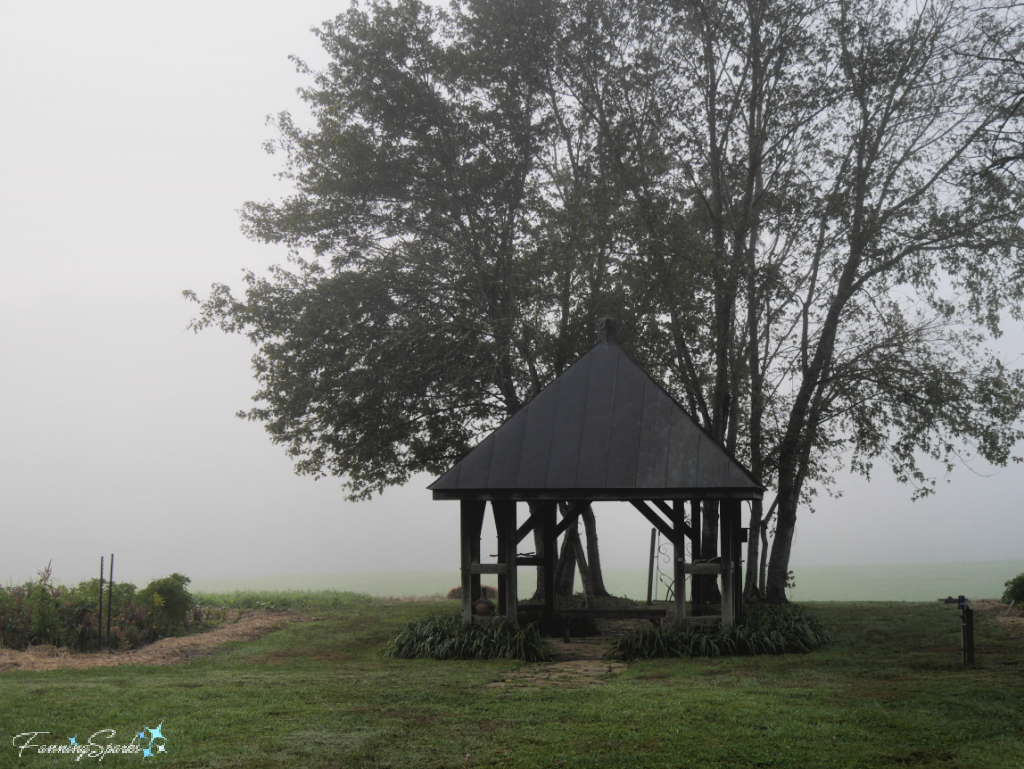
[{"left": 188, "top": 0, "right": 1024, "bottom": 601}]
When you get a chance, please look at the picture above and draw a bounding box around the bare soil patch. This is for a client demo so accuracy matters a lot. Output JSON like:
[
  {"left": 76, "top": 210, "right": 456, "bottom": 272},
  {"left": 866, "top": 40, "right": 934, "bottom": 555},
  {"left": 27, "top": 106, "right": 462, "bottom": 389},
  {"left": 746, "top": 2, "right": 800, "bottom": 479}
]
[
  {"left": 0, "top": 610, "right": 312, "bottom": 673},
  {"left": 486, "top": 634, "right": 628, "bottom": 690}
]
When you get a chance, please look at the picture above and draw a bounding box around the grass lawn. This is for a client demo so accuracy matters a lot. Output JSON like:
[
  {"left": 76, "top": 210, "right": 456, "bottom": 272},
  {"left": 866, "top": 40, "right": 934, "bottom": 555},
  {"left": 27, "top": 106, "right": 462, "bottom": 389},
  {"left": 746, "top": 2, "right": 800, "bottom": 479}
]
[{"left": 1, "top": 594, "right": 1022, "bottom": 768}]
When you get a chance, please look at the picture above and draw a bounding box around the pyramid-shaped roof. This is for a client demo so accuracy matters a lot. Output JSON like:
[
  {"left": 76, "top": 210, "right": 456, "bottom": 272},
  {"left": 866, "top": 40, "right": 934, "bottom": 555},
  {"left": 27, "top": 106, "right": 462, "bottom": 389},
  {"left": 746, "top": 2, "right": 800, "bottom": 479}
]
[{"left": 430, "top": 331, "right": 763, "bottom": 502}]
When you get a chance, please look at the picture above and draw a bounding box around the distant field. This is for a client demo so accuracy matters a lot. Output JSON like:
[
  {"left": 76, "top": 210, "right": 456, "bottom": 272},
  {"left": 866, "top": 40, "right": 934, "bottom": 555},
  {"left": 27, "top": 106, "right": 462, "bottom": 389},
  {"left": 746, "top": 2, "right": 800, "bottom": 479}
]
[{"left": 190, "top": 559, "right": 1024, "bottom": 602}]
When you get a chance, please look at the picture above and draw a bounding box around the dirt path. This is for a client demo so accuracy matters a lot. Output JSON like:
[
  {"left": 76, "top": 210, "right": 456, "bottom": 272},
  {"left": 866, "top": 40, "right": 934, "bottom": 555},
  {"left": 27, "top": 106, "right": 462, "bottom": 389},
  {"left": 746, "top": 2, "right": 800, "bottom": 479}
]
[
  {"left": 0, "top": 610, "right": 311, "bottom": 673},
  {"left": 487, "top": 635, "right": 628, "bottom": 690}
]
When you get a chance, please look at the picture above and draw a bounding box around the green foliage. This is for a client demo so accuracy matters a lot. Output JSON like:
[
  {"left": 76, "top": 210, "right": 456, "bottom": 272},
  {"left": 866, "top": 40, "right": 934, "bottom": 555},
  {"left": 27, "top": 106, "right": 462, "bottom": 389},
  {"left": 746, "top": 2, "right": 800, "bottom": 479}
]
[
  {"left": 138, "top": 573, "right": 196, "bottom": 633},
  {"left": 193, "top": 589, "right": 368, "bottom": 612},
  {"left": 607, "top": 604, "right": 835, "bottom": 661},
  {"left": 383, "top": 614, "right": 552, "bottom": 662},
  {"left": 0, "top": 568, "right": 207, "bottom": 652},
  {"left": 1002, "top": 573, "right": 1024, "bottom": 604}
]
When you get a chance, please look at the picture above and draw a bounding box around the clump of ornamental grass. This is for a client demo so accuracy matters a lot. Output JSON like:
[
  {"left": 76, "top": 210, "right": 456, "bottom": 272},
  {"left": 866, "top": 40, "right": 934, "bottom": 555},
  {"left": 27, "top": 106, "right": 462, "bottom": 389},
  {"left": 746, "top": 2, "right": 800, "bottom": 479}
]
[
  {"left": 607, "top": 604, "right": 835, "bottom": 661},
  {"left": 383, "top": 614, "right": 552, "bottom": 662}
]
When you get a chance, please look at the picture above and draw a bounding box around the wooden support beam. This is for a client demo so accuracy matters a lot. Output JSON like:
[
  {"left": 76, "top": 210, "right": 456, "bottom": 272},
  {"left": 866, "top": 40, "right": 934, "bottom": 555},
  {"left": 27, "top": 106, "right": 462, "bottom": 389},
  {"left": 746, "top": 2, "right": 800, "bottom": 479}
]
[
  {"left": 460, "top": 500, "right": 486, "bottom": 626},
  {"left": 629, "top": 500, "right": 677, "bottom": 546},
  {"left": 494, "top": 502, "right": 507, "bottom": 615},
  {"left": 671, "top": 500, "right": 686, "bottom": 624},
  {"left": 493, "top": 500, "right": 518, "bottom": 625},
  {"left": 720, "top": 500, "right": 735, "bottom": 627},
  {"left": 515, "top": 514, "right": 537, "bottom": 545},
  {"left": 653, "top": 499, "right": 693, "bottom": 540},
  {"left": 682, "top": 563, "right": 722, "bottom": 575},
  {"left": 553, "top": 504, "right": 584, "bottom": 538},
  {"left": 691, "top": 500, "right": 703, "bottom": 610},
  {"left": 539, "top": 500, "right": 557, "bottom": 633},
  {"left": 725, "top": 499, "right": 743, "bottom": 623},
  {"left": 434, "top": 489, "right": 764, "bottom": 502}
]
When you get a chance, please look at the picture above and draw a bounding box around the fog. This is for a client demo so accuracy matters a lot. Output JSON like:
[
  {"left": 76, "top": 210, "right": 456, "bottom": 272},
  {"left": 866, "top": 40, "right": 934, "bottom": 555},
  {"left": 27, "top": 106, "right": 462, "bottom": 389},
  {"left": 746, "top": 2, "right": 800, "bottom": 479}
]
[{"left": 2, "top": 2, "right": 1022, "bottom": 589}]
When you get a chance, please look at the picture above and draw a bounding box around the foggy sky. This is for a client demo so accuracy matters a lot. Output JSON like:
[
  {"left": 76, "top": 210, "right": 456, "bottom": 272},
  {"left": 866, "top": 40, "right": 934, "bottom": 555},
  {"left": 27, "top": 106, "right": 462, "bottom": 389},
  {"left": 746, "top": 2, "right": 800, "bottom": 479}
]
[{"left": 2, "top": 1, "right": 1022, "bottom": 589}]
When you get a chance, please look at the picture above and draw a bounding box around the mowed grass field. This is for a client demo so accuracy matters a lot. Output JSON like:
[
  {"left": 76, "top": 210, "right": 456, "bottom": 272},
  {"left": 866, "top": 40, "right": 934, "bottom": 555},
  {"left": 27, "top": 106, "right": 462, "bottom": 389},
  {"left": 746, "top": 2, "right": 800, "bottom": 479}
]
[{"left": 1, "top": 593, "right": 1022, "bottom": 768}]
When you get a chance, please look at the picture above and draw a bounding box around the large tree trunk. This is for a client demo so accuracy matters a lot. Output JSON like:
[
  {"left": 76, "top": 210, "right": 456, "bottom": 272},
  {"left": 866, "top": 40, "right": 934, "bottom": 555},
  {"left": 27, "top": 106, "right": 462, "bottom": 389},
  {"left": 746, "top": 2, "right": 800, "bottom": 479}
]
[
  {"left": 765, "top": 495, "right": 797, "bottom": 603},
  {"left": 570, "top": 526, "right": 595, "bottom": 604},
  {"left": 580, "top": 503, "right": 611, "bottom": 597},
  {"left": 758, "top": 500, "right": 777, "bottom": 596}
]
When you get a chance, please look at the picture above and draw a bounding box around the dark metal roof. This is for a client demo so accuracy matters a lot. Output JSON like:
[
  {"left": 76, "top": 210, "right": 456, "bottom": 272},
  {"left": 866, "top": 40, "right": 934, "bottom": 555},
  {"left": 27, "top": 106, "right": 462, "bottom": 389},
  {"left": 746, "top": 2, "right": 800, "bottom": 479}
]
[{"left": 430, "top": 338, "right": 764, "bottom": 501}]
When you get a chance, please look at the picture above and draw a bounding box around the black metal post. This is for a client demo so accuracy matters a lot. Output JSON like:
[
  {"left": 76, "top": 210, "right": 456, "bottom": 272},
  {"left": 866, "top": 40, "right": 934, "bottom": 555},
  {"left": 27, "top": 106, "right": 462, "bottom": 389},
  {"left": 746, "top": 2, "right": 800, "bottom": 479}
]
[
  {"left": 98, "top": 556, "right": 104, "bottom": 651},
  {"left": 107, "top": 554, "right": 114, "bottom": 649}
]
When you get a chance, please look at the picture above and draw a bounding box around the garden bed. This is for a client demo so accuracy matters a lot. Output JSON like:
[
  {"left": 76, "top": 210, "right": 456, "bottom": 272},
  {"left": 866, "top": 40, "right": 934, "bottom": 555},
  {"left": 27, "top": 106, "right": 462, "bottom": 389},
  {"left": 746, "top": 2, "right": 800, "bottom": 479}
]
[{"left": 0, "top": 609, "right": 309, "bottom": 672}]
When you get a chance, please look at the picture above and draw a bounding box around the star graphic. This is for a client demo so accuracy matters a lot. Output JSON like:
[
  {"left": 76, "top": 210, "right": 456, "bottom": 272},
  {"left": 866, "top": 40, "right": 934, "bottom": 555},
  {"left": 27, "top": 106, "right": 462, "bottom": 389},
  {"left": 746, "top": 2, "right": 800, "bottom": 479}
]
[
  {"left": 157, "top": 744, "right": 166, "bottom": 753},
  {"left": 142, "top": 747, "right": 152, "bottom": 759},
  {"left": 147, "top": 723, "right": 164, "bottom": 741},
  {"left": 138, "top": 730, "right": 146, "bottom": 740},
  {"left": 68, "top": 736, "right": 77, "bottom": 746}
]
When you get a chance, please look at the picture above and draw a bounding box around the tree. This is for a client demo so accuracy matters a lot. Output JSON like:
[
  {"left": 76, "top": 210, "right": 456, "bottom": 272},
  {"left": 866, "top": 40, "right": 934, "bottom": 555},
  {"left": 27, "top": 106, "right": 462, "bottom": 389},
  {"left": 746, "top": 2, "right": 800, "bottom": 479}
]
[
  {"left": 572, "top": 0, "right": 1024, "bottom": 601},
  {"left": 190, "top": 0, "right": 1024, "bottom": 606},
  {"left": 186, "top": 0, "right": 620, "bottom": 598}
]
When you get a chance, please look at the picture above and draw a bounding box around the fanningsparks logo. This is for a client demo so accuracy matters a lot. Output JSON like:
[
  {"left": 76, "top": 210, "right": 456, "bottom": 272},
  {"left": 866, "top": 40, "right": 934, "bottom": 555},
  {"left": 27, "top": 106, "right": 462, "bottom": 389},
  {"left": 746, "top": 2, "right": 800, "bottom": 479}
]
[{"left": 12, "top": 723, "right": 168, "bottom": 761}]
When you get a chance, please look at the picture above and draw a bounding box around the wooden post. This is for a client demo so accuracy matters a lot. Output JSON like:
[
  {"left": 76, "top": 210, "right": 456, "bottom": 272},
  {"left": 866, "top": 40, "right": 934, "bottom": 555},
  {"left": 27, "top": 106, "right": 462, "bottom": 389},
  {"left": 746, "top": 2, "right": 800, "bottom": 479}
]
[
  {"left": 646, "top": 528, "right": 656, "bottom": 605},
  {"left": 732, "top": 504, "right": 743, "bottom": 622},
  {"left": 495, "top": 503, "right": 507, "bottom": 616},
  {"left": 960, "top": 596, "right": 975, "bottom": 665},
  {"left": 493, "top": 500, "right": 518, "bottom": 624},
  {"left": 720, "top": 501, "right": 735, "bottom": 626},
  {"left": 470, "top": 510, "right": 483, "bottom": 604},
  {"left": 540, "top": 501, "right": 557, "bottom": 632},
  {"left": 690, "top": 500, "right": 703, "bottom": 611},
  {"left": 672, "top": 501, "right": 686, "bottom": 624},
  {"left": 460, "top": 500, "right": 486, "bottom": 625}
]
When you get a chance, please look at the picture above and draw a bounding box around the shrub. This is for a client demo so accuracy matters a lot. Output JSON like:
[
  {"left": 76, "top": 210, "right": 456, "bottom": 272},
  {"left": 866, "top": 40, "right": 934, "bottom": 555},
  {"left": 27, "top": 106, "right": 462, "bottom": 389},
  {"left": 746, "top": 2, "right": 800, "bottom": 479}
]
[
  {"left": 607, "top": 604, "right": 835, "bottom": 661},
  {"left": 384, "top": 614, "right": 552, "bottom": 662},
  {"left": 1002, "top": 573, "right": 1024, "bottom": 605},
  {"left": 138, "top": 574, "right": 196, "bottom": 635}
]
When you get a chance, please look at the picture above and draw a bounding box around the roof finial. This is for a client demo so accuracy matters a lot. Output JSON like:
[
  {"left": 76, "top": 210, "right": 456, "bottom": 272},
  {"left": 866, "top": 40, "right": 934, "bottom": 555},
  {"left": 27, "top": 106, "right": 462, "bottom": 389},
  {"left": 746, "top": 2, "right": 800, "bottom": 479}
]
[{"left": 598, "top": 317, "right": 617, "bottom": 344}]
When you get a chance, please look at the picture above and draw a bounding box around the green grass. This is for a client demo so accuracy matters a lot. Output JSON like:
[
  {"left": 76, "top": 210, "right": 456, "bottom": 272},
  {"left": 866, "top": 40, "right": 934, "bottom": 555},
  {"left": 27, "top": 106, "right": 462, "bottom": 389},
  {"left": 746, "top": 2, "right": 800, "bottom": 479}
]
[{"left": 1, "top": 594, "right": 1022, "bottom": 768}]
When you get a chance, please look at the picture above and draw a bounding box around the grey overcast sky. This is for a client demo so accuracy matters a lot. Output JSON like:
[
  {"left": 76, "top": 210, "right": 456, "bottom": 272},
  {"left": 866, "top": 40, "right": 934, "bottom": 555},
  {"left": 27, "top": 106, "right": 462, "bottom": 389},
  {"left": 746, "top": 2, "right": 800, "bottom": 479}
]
[{"left": 2, "top": 1, "right": 1023, "bottom": 589}]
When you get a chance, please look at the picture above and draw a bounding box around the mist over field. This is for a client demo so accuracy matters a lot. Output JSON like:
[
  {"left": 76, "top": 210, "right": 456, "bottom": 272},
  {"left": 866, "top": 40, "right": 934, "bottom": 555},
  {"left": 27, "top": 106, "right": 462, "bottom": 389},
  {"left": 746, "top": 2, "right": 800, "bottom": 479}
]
[{"left": 3, "top": 1, "right": 1024, "bottom": 592}]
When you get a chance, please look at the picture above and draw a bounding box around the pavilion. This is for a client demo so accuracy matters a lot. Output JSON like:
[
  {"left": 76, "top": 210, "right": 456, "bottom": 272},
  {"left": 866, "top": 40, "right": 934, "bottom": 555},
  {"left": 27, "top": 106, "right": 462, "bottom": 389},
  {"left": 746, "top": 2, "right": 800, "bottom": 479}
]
[{"left": 429, "top": 319, "right": 764, "bottom": 630}]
